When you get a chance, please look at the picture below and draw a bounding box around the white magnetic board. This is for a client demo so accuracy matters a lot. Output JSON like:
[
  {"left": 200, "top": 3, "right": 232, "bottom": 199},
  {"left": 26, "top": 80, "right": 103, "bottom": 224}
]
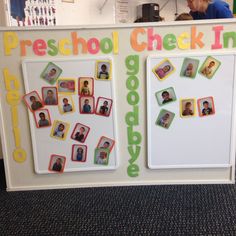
[
  {"left": 147, "top": 52, "right": 236, "bottom": 169},
  {"left": 22, "top": 57, "right": 118, "bottom": 174}
]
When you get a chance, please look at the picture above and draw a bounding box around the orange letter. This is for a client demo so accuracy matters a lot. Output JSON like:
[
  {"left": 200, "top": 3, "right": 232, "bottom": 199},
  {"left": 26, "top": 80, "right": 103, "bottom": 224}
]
[
  {"left": 191, "top": 26, "right": 204, "bottom": 49},
  {"left": 130, "top": 28, "right": 147, "bottom": 52},
  {"left": 71, "top": 32, "right": 88, "bottom": 54},
  {"left": 20, "top": 40, "right": 32, "bottom": 56}
]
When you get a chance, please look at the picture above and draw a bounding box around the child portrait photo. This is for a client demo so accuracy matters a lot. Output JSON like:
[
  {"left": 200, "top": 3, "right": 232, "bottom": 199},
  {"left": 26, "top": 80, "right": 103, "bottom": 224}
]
[
  {"left": 152, "top": 59, "right": 175, "bottom": 81},
  {"left": 71, "top": 123, "right": 90, "bottom": 143},
  {"left": 156, "top": 109, "right": 175, "bottom": 129},
  {"left": 71, "top": 144, "right": 87, "bottom": 162},
  {"left": 96, "top": 60, "right": 112, "bottom": 80},
  {"left": 40, "top": 62, "right": 62, "bottom": 85},
  {"left": 180, "top": 98, "right": 196, "bottom": 118},
  {"left": 198, "top": 97, "right": 215, "bottom": 117},
  {"left": 199, "top": 56, "right": 221, "bottom": 79},
  {"left": 58, "top": 96, "right": 74, "bottom": 114},
  {"left": 42, "top": 87, "right": 58, "bottom": 106},
  {"left": 180, "top": 57, "right": 200, "bottom": 79},
  {"left": 33, "top": 109, "right": 51, "bottom": 128},
  {"left": 78, "top": 77, "right": 94, "bottom": 96},
  {"left": 155, "top": 87, "right": 177, "bottom": 106},
  {"left": 94, "top": 148, "right": 110, "bottom": 165},
  {"left": 97, "top": 136, "right": 115, "bottom": 153},
  {"left": 48, "top": 155, "right": 66, "bottom": 173},
  {"left": 23, "top": 90, "right": 44, "bottom": 112},
  {"left": 50, "top": 120, "right": 70, "bottom": 140},
  {"left": 58, "top": 79, "right": 76, "bottom": 94},
  {"left": 79, "top": 96, "right": 95, "bottom": 114},
  {"left": 95, "top": 97, "right": 113, "bottom": 117}
]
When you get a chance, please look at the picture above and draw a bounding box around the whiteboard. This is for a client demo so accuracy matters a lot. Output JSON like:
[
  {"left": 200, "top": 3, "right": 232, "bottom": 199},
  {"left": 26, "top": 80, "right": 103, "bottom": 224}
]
[
  {"left": 22, "top": 57, "right": 118, "bottom": 174},
  {"left": 147, "top": 52, "right": 236, "bottom": 169}
]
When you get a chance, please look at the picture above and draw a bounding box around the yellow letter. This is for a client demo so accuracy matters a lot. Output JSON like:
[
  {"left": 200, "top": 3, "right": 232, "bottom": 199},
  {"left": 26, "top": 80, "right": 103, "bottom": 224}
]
[
  {"left": 3, "top": 68, "right": 20, "bottom": 91},
  {"left": 112, "top": 31, "right": 119, "bottom": 54},
  {"left": 4, "top": 32, "right": 19, "bottom": 56},
  {"left": 59, "top": 38, "right": 71, "bottom": 55},
  {"left": 13, "top": 148, "right": 26, "bottom": 163},
  {"left": 177, "top": 32, "right": 190, "bottom": 50}
]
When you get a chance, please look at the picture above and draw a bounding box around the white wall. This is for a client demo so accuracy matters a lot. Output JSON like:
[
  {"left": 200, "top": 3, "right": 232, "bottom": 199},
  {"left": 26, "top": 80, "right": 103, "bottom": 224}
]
[
  {"left": 55, "top": 0, "right": 115, "bottom": 25},
  {"left": 55, "top": 0, "right": 234, "bottom": 24},
  {"left": 1, "top": 0, "right": 234, "bottom": 26}
]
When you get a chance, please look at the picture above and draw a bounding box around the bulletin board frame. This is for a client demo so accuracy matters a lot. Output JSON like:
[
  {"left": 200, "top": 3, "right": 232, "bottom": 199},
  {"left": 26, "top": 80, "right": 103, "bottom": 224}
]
[
  {"left": 21, "top": 57, "right": 118, "bottom": 174},
  {"left": 1, "top": 19, "right": 236, "bottom": 191},
  {"left": 147, "top": 51, "right": 236, "bottom": 170}
]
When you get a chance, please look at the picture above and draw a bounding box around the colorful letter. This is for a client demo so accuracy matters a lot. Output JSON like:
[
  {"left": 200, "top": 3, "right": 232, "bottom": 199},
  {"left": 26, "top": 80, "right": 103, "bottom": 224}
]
[
  {"left": 4, "top": 32, "right": 19, "bottom": 56},
  {"left": 211, "top": 25, "right": 223, "bottom": 49},
  {"left": 130, "top": 28, "right": 147, "bottom": 52}
]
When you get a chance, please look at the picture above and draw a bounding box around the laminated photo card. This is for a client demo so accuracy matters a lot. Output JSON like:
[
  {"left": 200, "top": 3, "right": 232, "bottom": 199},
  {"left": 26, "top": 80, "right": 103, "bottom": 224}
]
[
  {"left": 40, "top": 62, "right": 62, "bottom": 85},
  {"left": 180, "top": 98, "right": 196, "bottom": 118},
  {"left": 155, "top": 87, "right": 177, "bottom": 106},
  {"left": 199, "top": 56, "right": 221, "bottom": 79},
  {"left": 156, "top": 109, "right": 175, "bottom": 129},
  {"left": 180, "top": 57, "right": 199, "bottom": 79},
  {"left": 152, "top": 59, "right": 175, "bottom": 81}
]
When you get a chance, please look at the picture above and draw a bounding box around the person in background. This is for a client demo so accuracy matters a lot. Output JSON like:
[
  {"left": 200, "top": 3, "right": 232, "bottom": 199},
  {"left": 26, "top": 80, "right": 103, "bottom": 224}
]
[
  {"left": 10, "top": 0, "right": 27, "bottom": 26},
  {"left": 186, "top": 0, "right": 233, "bottom": 20},
  {"left": 175, "top": 13, "right": 193, "bottom": 21}
]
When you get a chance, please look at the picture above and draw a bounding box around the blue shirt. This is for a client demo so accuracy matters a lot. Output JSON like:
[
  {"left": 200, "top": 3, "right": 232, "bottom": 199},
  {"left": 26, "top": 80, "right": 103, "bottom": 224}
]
[{"left": 190, "top": 0, "right": 233, "bottom": 20}]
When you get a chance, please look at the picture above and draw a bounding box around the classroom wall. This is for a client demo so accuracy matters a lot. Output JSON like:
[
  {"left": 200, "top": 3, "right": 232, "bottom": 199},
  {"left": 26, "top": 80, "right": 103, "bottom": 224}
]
[
  {"left": 1, "top": 0, "right": 234, "bottom": 26},
  {"left": 0, "top": 0, "right": 7, "bottom": 26},
  {"left": 55, "top": 0, "right": 234, "bottom": 24},
  {"left": 55, "top": 0, "right": 116, "bottom": 25}
]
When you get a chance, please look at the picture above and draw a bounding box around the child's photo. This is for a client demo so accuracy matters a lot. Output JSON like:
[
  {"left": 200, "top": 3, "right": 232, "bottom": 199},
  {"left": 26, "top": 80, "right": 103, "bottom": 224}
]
[
  {"left": 198, "top": 97, "right": 215, "bottom": 117},
  {"left": 23, "top": 91, "right": 44, "bottom": 112},
  {"left": 152, "top": 59, "right": 175, "bottom": 81},
  {"left": 95, "top": 97, "right": 113, "bottom": 117},
  {"left": 50, "top": 120, "right": 70, "bottom": 140},
  {"left": 42, "top": 87, "right": 58, "bottom": 105},
  {"left": 180, "top": 58, "right": 199, "bottom": 79},
  {"left": 71, "top": 123, "right": 90, "bottom": 143},
  {"left": 48, "top": 155, "right": 66, "bottom": 173},
  {"left": 78, "top": 77, "right": 94, "bottom": 96},
  {"left": 155, "top": 87, "right": 176, "bottom": 106},
  {"left": 97, "top": 136, "right": 115, "bottom": 153},
  {"left": 94, "top": 148, "right": 110, "bottom": 165},
  {"left": 58, "top": 96, "right": 74, "bottom": 114},
  {"left": 40, "top": 62, "right": 62, "bottom": 85},
  {"left": 156, "top": 109, "right": 175, "bottom": 129},
  {"left": 180, "top": 99, "right": 196, "bottom": 117},
  {"left": 33, "top": 109, "right": 51, "bottom": 128},
  {"left": 58, "top": 79, "right": 76, "bottom": 93},
  {"left": 71, "top": 144, "right": 87, "bottom": 162},
  {"left": 96, "top": 61, "right": 112, "bottom": 80},
  {"left": 79, "top": 96, "right": 95, "bottom": 114},
  {"left": 199, "top": 56, "right": 221, "bottom": 79}
]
